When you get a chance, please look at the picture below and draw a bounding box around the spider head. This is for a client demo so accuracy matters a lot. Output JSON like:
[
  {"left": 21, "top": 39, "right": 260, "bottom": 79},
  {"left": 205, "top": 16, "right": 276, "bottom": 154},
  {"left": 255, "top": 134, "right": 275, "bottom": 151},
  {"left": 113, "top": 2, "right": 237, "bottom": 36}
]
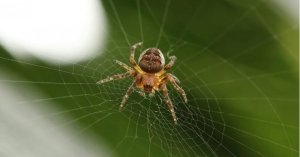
[{"left": 138, "top": 48, "right": 165, "bottom": 73}]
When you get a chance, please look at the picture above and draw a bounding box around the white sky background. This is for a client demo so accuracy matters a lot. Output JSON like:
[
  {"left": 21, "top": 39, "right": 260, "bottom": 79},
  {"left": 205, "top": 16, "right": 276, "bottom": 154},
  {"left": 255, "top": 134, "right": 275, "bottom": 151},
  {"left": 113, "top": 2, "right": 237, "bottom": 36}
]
[
  {"left": 0, "top": 0, "right": 109, "bottom": 156},
  {"left": 0, "top": 0, "right": 296, "bottom": 64},
  {"left": 266, "top": 0, "right": 298, "bottom": 24},
  {"left": 0, "top": 0, "right": 106, "bottom": 64}
]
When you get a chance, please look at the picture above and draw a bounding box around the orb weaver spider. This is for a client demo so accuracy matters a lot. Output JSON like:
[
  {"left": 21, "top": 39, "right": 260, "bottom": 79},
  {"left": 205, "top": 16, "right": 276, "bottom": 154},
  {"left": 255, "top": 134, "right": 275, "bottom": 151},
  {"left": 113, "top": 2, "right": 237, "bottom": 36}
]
[{"left": 97, "top": 42, "right": 187, "bottom": 124}]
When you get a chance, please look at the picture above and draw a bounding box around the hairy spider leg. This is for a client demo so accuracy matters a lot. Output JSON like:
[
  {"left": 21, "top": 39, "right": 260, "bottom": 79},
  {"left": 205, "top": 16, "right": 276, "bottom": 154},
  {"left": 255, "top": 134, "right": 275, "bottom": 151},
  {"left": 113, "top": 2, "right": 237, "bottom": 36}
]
[
  {"left": 97, "top": 70, "right": 134, "bottom": 84},
  {"left": 130, "top": 42, "right": 145, "bottom": 74},
  {"left": 119, "top": 82, "right": 136, "bottom": 111},
  {"left": 149, "top": 89, "right": 155, "bottom": 97},
  {"left": 160, "top": 73, "right": 187, "bottom": 103},
  {"left": 156, "top": 56, "right": 177, "bottom": 77},
  {"left": 139, "top": 88, "right": 146, "bottom": 97},
  {"left": 114, "top": 60, "right": 134, "bottom": 71},
  {"left": 160, "top": 84, "right": 177, "bottom": 124}
]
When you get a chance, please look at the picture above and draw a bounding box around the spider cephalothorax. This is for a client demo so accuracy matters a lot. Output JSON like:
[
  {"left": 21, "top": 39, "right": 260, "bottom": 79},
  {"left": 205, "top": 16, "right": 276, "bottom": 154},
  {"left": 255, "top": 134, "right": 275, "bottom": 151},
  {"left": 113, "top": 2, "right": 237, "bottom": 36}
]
[{"left": 97, "top": 42, "right": 187, "bottom": 124}]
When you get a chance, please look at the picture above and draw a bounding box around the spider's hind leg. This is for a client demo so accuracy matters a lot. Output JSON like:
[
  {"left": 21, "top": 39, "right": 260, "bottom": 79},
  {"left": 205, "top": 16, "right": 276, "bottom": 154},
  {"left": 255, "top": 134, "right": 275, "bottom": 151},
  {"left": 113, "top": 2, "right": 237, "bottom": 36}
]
[
  {"left": 156, "top": 56, "right": 177, "bottom": 76},
  {"left": 114, "top": 60, "right": 133, "bottom": 71},
  {"left": 130, "top": 42, "right": 144, "bottom": 74}
]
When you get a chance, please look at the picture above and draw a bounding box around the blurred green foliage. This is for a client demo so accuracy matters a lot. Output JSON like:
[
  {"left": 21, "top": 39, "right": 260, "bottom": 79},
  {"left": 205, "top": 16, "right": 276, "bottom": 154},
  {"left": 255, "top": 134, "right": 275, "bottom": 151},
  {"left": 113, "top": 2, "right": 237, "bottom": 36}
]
[{"left": 0, "top": 0, "right": 298, "bottom": 156}]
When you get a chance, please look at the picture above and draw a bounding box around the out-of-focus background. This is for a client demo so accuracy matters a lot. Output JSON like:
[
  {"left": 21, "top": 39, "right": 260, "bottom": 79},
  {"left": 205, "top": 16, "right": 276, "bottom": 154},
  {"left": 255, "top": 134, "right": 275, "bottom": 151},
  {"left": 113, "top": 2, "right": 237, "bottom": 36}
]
[{"left": 0, "top": 0, "right": 298, "bottom": 157}]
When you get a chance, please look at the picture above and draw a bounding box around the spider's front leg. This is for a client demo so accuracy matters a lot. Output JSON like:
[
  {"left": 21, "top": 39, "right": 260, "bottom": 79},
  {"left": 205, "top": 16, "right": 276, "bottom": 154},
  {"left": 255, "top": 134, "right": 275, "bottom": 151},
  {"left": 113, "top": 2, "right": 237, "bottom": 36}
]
[
  {"left": 119, "top": 73, "right": 143, "bottom": 110},
  {"left": 159, "top": 84, "right": 177, "bottom": 125},
  {"left": 119, "top": 82, "right": 136, "bottom": 111},
  {"left": 160, "top": 73, "right": 187, "bottom": 103}
]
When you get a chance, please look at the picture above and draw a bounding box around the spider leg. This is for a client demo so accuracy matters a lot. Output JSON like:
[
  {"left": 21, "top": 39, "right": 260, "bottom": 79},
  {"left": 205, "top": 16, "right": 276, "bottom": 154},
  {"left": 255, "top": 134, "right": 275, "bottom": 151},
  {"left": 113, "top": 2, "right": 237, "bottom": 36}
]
[
  {"left": 156, "top": 56, "right": 177, "bottom": 76},
  {"left": 119, "top": 82, "right": 136, "bottom": 111},
  {"left": 149, "top": 89, "right": 155, "bottom": 97},
  {"left": 139, "top": 88, "right": 146, "bottom": 97},
  {"left": 97, "top": 71, "right": 134, "bottom": 84},
  {"left": 130, "top": 42, "right": 145, "bottom": 74},
  {"left": 160, "top": 74, "right": 187, "bottom": 103},
  {"left": 114, "top": 60, "right": 134, "bottom": 71},
  {"left": 159, "top": 84, "right": 177, "bottom": 125}
]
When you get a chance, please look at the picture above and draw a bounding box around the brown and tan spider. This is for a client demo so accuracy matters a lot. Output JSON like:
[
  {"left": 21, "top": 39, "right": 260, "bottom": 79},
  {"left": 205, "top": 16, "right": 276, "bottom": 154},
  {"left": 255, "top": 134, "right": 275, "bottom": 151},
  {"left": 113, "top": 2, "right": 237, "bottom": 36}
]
[{"left": 97, "top": 42, "right": 187, "bottom": 124}]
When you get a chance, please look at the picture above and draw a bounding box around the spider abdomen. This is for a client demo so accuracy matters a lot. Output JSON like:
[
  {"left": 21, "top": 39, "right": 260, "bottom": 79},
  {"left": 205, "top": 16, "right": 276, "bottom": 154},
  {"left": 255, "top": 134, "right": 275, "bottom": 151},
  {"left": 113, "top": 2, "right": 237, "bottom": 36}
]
[{"left": 138, "top": 48, "right": 165, "bottom": 73}]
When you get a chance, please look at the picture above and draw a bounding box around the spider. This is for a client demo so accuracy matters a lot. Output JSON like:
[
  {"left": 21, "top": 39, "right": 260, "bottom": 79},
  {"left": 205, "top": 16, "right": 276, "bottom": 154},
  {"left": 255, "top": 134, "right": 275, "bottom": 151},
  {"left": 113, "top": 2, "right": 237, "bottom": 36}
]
[{"left": 97, "top": 42, "right": 187, "bottom": 124}]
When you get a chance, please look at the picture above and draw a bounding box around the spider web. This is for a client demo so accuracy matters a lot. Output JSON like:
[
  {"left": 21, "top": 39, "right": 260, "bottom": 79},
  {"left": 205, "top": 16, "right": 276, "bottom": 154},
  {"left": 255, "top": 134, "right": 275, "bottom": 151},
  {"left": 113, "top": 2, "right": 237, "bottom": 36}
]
[{"left": 0, "top": 0, "right": 298, "bottom": 156}]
